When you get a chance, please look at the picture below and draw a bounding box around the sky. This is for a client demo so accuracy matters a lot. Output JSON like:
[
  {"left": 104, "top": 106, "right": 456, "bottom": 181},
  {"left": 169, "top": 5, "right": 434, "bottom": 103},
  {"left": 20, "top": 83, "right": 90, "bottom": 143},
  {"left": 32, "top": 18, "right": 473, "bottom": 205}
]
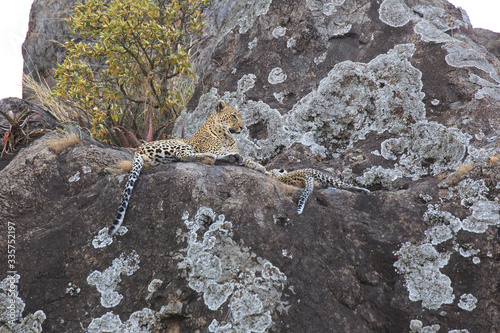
[{"left": 0, "top": 0, "right": 499, "bottom": 100}]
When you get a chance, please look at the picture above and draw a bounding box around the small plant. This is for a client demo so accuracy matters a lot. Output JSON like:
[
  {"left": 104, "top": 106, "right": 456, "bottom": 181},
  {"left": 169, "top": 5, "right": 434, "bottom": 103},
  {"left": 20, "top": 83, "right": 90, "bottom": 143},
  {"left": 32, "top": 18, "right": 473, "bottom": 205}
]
[
  {"left": 0, "top": 108, "right": 43, "bottom": 157},
  {"left": 52, "top": 0, "right": 208, "bottom": 146}
]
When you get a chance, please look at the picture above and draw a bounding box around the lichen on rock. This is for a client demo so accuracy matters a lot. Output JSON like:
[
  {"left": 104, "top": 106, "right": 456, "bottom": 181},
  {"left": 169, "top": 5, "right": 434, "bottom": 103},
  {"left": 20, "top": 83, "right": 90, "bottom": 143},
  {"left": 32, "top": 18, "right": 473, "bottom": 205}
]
[
  {"left": 87, "top": 251, "right": 140, "bottom": 308},
  {"left": 393, "top": 243, "right": 454, "bottom": 310},
  {"left": 0, "top": 275, "right": 46, "bottom": 333},
  {"left": 178, "top": 207, "right": 287, "bottom": 332},
  {"left": 87, "top": 308, "right": 159, "bottom": 333}
]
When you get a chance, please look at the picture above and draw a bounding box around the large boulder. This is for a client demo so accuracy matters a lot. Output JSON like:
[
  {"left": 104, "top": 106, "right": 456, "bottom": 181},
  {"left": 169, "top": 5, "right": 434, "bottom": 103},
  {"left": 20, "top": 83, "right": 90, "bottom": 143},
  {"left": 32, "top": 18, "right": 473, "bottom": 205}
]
[
  {"left": 7, "top": 0, "right": 500, "bottom": 332},
  {"left": 22, "top": 0, "right": 77, "bottom": 88}
]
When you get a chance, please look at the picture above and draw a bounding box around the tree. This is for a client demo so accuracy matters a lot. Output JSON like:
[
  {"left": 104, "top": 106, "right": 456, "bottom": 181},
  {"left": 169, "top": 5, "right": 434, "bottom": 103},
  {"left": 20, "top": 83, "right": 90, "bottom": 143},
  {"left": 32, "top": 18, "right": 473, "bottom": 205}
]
[{"left": 53, "top": 0, "right": 208, "bottom": 146}]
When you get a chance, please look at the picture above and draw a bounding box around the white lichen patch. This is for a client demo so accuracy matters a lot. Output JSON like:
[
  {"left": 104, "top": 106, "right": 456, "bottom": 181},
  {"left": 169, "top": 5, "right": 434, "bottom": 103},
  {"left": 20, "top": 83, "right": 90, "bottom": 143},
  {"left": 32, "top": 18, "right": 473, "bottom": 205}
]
[
  {"left": 469, "top": 73, "right": 500, "bottom": 100},
  {"left": 424, "top": 225, "right": 453, "bottom": 246},
  {"left": 68, "top": 171, "right": 80, "bottom": 182},
  {"left": 457, "top": 293, "right": 477, "bottom": 311},
  {"left": 382, "top": 121, "right": 471, "bottom": 179},
  {"left": 268, "top": 67, "right": 287, "bottom": 84},
  {"left": 66, "top": 282, "right": 81, "bottom": 296},
  {"left": 87, "top": 250, "right": 140, "bottom": 308},
  {"left": 414, "top": 20, "right": 454, "bottom": 44},
  {"left": 237, "top": 74, "right": 257, "bottom": 95},
  {"left": 379, "top": 0, "right": 411, "bottom": 27},
  {"left": 454, "top": 178, "right": 489, "bottom": 207},
  {"left": 272, "top": 26, "right": 286, "bottom": 38},
  {"left": 461, "top": 200, "right": 500, "bottom": 233},
  {"left": 355, "top": 165, "right": 403, "bottom": 189},
  {"left": 444, "top": 44, "right": 500, "bottom": 84},
  {"left": 178, "top": 207, "right": 287, "bottom": 333},
  {"left": 273, "top": 92, "right": 285, "bottom": 104},
  {"left": 217, "top": 0, "right": 272, "bottom": 42},
  {"left": 92, "top": 226, "right": 128, "bottom": 249},
  {"left": 248, "top": 37, "right": 258, "bottom": 50},
  {"left": 314, "top": 51, "right": 327, "bottom": 65},
  {"left": 87, "top": 308, "right": 159, "bottom": 333},
  {"left": 409, "top": 318, "right": 441, "bottom": 332},
  {"left": 322, "top": 0, "right": 345, "bottom": 16},
  {"left": 282, "top": 249, "right": 293, "bottom": 259},
  {"left": 394, "top": 243, "right": 454, "bottom": 310},
  {"left": 0, "top": 274, "right": 46, "bottom": 332},
  {"left": 147, "top": 279, "right": 163, "bottom": 293},
  {"left": 424, "top": 204, "right": 462, "bottom": 233},
  {"left": 286, "top": 37, "right": 296, "bottom": 49}
]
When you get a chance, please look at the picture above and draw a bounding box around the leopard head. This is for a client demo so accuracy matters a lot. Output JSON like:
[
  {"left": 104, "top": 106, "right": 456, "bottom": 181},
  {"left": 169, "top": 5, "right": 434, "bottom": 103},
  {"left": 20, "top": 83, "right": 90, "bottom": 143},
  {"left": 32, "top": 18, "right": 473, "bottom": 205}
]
[{"left": 215, "top": 100, "right": 244, "bottom": 134}]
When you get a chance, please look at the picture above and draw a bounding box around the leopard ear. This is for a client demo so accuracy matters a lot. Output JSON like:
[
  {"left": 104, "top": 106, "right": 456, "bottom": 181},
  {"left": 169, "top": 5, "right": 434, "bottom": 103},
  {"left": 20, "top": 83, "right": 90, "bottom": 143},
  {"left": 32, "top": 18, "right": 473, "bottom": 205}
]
[{"left": 217, "top": 100, "right": 226, "bottom": 112}]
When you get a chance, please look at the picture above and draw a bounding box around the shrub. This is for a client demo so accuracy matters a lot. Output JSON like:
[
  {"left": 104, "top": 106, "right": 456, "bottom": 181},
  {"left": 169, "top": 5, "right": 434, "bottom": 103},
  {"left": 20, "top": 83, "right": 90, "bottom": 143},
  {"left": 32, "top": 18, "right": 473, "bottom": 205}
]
[{"left": 53, "top": 0, "right": 208, "bottom": 146}]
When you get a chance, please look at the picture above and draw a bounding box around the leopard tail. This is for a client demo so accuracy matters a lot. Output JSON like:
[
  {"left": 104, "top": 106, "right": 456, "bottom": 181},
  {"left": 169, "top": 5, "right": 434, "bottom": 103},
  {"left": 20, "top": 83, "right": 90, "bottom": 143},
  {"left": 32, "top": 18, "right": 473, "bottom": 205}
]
[
  {"left": 297, "top": 175, "right": 314, "bottom": 214},
  {"left": 108, "top": 153, "right": 144, "bottom": 236}
]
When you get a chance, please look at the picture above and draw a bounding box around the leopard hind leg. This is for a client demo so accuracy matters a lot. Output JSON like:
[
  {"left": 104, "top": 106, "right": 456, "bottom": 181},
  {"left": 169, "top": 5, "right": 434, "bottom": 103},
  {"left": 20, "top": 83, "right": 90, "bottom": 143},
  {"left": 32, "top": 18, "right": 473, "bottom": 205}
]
[{"left": 108, "top": 153, "right": 144, "bottom": 236}]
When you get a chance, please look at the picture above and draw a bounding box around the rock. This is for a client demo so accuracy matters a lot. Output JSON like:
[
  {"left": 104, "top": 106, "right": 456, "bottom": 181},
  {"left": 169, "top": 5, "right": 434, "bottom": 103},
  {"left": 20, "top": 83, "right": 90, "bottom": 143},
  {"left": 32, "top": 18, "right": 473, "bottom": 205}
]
[
  {"left": 9, "top": 0, "right": 500, "bottom": 332},
  {"left": 475, "top": 28, "right": 500, "bottom": 60},
  {"left": 22, "top": 0, "right": 77, "bottom": 88}
]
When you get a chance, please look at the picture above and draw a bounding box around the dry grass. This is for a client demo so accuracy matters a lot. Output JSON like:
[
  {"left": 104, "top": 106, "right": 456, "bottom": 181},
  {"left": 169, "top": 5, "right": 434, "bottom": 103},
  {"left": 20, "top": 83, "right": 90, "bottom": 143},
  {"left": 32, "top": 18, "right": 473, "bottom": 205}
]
[
  {"left": 489, "top": 155, "right": 499, "bottom": 166},
  {"left": 105, "top": 160, "right": 133, "bottom": 174},
  {"left": 46, "top": 133, "right": 82, "bottom": 154},
  {"left": 22, "top": 73, "right": 78, "bottom": 123}
]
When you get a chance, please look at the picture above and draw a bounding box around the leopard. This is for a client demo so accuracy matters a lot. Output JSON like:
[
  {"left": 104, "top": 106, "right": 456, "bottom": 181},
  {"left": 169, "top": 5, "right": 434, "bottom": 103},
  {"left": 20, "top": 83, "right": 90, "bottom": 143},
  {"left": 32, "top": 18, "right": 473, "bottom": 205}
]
[
  {"left": 108, "top": 100, "right": 266, "bottom": 236},
  {"left": 266, "top": 168, "right": 370, "bottom": 214}
]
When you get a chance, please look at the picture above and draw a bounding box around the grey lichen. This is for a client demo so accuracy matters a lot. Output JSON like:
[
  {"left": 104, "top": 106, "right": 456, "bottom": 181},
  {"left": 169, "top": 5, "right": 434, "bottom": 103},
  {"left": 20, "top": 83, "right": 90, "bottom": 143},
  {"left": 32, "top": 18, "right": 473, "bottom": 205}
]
[
  {"left": 0, "top": 275, "right": 46, "bottom": 333},
  {"left": 454, "top": 178, "right": 489, "bottom": 207},
  {"left": 68, "top": 171, "right": 80, "bottom": 183},
  {"left": 92, "top": 227, "right": 128, "bottom": 249},
  {"left": 178, "top": 207, "right": 287, "bottom": 332},
  {"left": 87, "top": 308, "right": 159, "bottom": 333},
  {"left": 457, "top": 293, "right": 477, "bottom": 311},
  {"left": 461, "top": 200, "right": 500, "bottom": 233},
  {"left": 469, "top": 73, "right": 500, "bottom": 100},
  {"left": 355, "top": 165, "right": 403, "bottom": 189},
  {"left": 394, "top": 243, "right": 454, "bottom": 310},
  {"left": 409, "top": 319, "right": 441, "bottom": 333},
  {"left": 378, "top": 0, "right": 412, "bottom": 27},
  {"left": 385, "top": 121, "right": 472, "bottom": 179},
  {"left": 272, "top": 26, "right": 286, "bottom": 38},
  {"left": 396, "top": 174, "right": 499, "bottom": 311},
  {"left": 217, "top": 0, "right": 272, "bottom": 42},
  {"left": 268, "top": 67, "right": 287, "bottom": 85},
  {"left": 444, "top": 43, "right": 500, "bottom": 83},
  {"left": 87, "top": 250, "right": 140, "bottom": 308}
]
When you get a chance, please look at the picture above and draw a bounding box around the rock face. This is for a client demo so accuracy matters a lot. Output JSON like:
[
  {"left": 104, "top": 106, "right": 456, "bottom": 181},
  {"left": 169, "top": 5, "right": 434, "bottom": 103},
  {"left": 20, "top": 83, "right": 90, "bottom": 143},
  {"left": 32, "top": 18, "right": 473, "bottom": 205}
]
[
  {"left": 22, "top": 0, "right": 77, "bottom": 88},
  {"left": 6, "top": 0, "right": 500, "bottom": 332}
]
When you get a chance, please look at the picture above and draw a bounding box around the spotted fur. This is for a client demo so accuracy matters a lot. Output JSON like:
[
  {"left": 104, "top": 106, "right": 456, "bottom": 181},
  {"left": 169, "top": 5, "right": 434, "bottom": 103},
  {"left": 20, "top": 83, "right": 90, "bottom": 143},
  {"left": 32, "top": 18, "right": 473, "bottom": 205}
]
[
  {"left": 108, "top": 100, "right": 265, "bottom": 236},
  {"left": 266, "top": 168, "right": 369, "bottom": 214}
]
